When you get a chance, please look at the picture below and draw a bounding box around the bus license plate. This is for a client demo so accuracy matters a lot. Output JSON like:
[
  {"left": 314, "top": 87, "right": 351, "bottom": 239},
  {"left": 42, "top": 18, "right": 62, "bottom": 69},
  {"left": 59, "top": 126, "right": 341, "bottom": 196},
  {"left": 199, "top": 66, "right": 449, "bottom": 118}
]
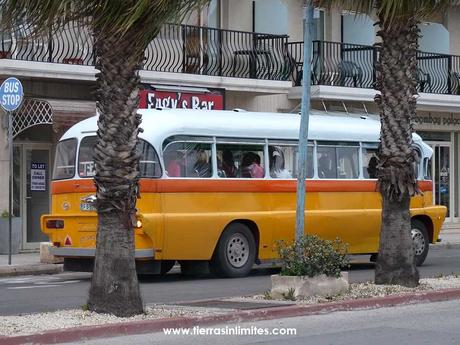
[{"left": 80, "top": 203, "right": 96, "bottom": 212}]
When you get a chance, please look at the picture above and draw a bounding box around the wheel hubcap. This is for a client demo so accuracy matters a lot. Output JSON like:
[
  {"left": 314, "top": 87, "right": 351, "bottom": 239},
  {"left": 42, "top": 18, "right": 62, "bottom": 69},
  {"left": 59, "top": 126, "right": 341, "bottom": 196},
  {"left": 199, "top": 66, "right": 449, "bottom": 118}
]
[
  {"left": 411, "top": 228, "right": 426, "bottom": 256},
  {"left": 226, "top": 233, "right": 249, "bottom": 268}
]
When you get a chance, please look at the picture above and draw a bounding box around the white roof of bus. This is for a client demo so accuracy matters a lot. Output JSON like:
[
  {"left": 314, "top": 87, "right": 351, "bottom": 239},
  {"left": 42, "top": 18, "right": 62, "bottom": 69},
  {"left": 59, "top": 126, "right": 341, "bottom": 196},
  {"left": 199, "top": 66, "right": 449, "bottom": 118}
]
[{"left": 61, "top": 108, "right": 426, "bottom": 151}]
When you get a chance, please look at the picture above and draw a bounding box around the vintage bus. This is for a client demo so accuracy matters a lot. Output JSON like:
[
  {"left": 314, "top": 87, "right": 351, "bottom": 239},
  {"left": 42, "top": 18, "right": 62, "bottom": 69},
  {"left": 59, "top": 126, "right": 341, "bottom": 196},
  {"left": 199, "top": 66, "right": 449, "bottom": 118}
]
[{"left": 41, "top": 109, "right": 447, "bottom": 277}]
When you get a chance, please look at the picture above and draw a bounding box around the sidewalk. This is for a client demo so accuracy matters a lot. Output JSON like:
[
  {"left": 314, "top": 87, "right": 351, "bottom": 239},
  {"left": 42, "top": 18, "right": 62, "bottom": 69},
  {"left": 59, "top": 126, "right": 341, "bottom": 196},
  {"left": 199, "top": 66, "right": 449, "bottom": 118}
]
[
  {"left": 0, "top": 228, "right": 459, "bottom": 278},
  {"left": 437, "top": 227, "right": 460, "bottom": 248},
  {"left": 0, "top": 252, "right": 63, "bottom": 277}
]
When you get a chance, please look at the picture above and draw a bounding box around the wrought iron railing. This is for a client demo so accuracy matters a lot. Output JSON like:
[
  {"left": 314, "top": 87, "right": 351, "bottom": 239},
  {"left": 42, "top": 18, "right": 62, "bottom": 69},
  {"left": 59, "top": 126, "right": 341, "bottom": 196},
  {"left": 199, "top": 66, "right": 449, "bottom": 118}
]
[
  {"left": 145, "top": 24, "right": 289, "bottom": 80},
  {"left": 2, "top": 22, "right": 460, "bottom": 94},
  {"left": 287, "top": 40, "right": 460, "bottom": 95},
  {"left": 0, "top": 22, "right": 289, "bottom": 81}
]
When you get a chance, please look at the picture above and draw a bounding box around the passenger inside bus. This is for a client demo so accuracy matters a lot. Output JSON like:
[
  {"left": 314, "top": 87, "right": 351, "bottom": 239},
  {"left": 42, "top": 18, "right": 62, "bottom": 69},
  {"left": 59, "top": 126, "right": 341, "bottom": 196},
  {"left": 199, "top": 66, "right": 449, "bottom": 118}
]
[
  {"left": 194, "top": 149, "right": 211, "bottom": 177},
  {"left": 269, "top": 146, "right": 292, "bottom": 178},
  {"left": 242, "top": 152, "right": 264, "bottom": 178},
  {"left": 318, "top": 153, "right": 335, "bottom": 178},
  {"left": 165, "top": 151, "right": 183, "bottom": 177},
  {"left": 367, "top": 156, "right": 378, "bottom": 178},
  {"left": 221, "top": 149, "right": 237, "bottom": 178}
]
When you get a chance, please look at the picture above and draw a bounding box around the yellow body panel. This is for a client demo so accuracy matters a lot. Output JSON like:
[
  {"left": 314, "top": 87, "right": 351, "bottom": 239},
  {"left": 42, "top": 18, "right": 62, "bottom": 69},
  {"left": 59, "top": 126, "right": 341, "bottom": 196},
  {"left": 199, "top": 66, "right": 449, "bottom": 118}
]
[{"left": 42, "top": 189, "right": 446, "bottom": 261}]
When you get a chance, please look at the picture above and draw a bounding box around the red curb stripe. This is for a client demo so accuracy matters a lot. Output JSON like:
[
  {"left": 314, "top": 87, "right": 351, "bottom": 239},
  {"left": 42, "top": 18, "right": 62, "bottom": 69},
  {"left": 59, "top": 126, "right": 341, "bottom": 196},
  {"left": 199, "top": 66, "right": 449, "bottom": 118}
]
[{"left": 1, "top": 288, "right": 460, "bottom": 345}]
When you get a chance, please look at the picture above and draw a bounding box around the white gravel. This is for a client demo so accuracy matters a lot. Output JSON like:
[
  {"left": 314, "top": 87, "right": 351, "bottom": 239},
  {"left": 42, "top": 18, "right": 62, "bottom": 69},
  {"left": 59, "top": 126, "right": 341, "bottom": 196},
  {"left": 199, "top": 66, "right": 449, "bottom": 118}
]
[
  {"left": 229, "top": 275, "right": 460, "bottom": 305},
  {"left": 0, "top": 305, "right": 226, "bottom": 337},
  {"left": 1, "top": 275, "right": 460, "bottom": 337}
]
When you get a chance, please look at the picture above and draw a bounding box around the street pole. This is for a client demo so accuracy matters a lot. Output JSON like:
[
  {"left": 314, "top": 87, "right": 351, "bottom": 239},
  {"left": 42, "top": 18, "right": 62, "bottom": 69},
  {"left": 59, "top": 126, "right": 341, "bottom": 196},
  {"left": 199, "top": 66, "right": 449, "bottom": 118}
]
[
  {"left": 8, "top": 111, "right": 12, "bottom": 265},
  {"left": 295, "top": 1, "right": 314, "bottom": 242}
]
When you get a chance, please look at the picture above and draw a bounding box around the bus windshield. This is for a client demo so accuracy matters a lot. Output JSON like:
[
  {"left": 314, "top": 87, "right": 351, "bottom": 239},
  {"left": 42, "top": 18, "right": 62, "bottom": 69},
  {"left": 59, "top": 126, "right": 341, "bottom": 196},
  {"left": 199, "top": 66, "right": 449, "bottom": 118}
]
[{"left": 53, "top": 139, "right": 77, "bottom": 180}]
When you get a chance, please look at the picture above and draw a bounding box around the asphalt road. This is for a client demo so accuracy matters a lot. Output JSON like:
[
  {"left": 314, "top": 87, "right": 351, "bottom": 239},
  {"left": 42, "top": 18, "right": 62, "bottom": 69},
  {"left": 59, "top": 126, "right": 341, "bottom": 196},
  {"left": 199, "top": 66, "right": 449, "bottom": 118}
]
[
  {"left": 65, "top": 299, "right": 460, "bottom": 345},
  {"left": 0, "top": 246, "right": 459, "bottom": 316}
]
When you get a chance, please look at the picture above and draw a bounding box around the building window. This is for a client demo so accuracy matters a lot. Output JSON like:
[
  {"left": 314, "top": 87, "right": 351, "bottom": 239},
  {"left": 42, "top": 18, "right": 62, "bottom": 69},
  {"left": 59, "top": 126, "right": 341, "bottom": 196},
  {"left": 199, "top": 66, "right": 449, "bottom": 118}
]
[
  {"left": 254, "top": 0, "right": 288, "bottom": 34},
  {"left": 342, "top": 13, "right": 374, "bottom": 46}
]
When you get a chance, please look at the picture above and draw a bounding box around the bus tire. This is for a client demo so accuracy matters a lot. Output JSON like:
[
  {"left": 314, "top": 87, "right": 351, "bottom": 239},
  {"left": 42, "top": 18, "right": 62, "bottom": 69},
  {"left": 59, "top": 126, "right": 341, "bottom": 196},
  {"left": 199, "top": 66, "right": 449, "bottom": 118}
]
[
  {"left": 160, "top": 260, "right": 176, "bottom": 275},
  {"left": 210, "top": 223, "right": 256, "bottom": 278},
  {"left": 411, "top": 219, "right": 429, "bottom": 266}
]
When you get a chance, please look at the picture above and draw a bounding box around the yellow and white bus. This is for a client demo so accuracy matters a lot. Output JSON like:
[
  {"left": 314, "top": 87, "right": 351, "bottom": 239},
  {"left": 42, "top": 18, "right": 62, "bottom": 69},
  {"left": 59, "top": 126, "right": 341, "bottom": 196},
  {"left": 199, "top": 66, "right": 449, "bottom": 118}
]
[{"left": 41, "top": 109, "right": 447, "bottom": 277}]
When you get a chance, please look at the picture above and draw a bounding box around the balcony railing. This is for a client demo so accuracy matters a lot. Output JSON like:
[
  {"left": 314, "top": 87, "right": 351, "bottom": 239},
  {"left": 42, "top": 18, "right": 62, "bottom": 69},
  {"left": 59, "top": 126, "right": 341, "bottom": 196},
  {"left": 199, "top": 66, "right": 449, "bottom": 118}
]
[
  {"left": 2, "top": 22, "right": 460, "bottom": 95},
  {"left": 0, "top": 22, "right": 290, "bottom": 81},
  {"left": 287, "top": 40, "right": 460, "bottom": 95}
]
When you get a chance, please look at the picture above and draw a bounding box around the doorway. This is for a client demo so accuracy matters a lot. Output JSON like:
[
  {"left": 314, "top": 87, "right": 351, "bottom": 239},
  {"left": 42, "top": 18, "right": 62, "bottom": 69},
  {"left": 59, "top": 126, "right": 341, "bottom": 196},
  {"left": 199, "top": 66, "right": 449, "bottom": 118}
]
[
  {"left": 18, "top": 144, "right": 52, "bottom": 250},
  {"left": 427, "top": 142, "right": 453, "bottom": 222}
]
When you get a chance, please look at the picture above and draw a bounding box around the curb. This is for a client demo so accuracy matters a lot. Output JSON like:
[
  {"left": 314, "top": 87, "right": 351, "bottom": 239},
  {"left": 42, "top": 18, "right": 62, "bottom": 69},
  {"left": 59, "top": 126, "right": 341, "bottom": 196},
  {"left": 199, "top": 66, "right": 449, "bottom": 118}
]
[
  {"left": 431, "top": 242, "right": 460, "bottom": 250},
  {"left": 1, "top": 288, "right": 460, "bottom": 344},
  {"left": 0, "top": 264, "right": 63, "bottom": 277}
]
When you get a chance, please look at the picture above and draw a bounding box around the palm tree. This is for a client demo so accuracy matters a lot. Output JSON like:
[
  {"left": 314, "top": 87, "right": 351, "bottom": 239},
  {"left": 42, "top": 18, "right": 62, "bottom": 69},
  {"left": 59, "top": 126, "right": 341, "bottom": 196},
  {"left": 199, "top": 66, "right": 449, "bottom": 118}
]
[
  {"left": 318, "top": 0, "right": 457, "bottom": 287},
  {"left": 1, "top": 0, "right": 208, "bottom": 316}
]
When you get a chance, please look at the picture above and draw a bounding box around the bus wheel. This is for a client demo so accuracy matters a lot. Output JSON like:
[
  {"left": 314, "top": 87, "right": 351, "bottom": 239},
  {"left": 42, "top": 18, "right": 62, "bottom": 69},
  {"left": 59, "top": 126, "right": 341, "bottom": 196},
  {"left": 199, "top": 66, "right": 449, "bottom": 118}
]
[
  {"left": 210, "top": 223, "right": 256, "bottom": 278},
  {"left": 160, "top": 260, "right": 176, "bottom": 275},
  {"left": 411, "top": 219, "right": 429, "bottom": 266}
]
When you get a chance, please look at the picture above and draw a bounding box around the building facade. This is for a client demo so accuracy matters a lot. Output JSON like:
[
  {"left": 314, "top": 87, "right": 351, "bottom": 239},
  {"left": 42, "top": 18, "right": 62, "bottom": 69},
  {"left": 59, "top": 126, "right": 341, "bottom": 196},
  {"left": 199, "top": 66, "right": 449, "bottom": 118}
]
[{"left": 1, "top": 0, "right": 460, "bottom": 251}]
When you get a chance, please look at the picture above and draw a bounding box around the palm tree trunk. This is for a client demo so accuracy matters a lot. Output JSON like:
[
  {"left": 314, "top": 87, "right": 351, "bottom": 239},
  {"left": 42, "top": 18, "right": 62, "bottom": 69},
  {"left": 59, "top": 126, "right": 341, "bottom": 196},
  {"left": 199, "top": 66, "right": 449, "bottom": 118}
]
[
  {"left": 87, "top": 28, "right": 144, "bottom": 316},
  {"left": 374, "top": 17, "right": 420, "bottom": 287}
]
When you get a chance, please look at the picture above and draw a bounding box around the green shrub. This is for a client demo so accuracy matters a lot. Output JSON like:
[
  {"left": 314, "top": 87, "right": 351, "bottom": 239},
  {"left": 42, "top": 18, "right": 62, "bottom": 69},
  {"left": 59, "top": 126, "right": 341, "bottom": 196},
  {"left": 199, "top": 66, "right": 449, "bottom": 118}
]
[{"left": 277, "top": 234, "right": 349, "bottom": 278}]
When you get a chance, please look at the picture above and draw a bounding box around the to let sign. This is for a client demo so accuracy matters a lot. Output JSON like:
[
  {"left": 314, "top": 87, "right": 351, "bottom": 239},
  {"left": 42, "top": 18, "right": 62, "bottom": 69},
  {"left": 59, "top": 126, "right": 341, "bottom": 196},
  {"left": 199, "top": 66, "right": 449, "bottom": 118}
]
[
  {"left": 139, "top": 90, "right": 224, "bottom": 110},
  {"left": 31, "top": 163, "right": 46, "bottom": 191},
  {"left": 0, "top": 77, "right": 23, "bottom": 112}
]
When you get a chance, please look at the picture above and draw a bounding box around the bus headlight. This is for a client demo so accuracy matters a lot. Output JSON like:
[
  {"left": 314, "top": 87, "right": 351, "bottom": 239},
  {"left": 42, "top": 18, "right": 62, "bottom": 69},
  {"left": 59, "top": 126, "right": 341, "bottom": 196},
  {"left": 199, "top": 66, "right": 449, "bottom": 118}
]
[{"left": 135, "top": 219, "right": 143, "bottom": 228}]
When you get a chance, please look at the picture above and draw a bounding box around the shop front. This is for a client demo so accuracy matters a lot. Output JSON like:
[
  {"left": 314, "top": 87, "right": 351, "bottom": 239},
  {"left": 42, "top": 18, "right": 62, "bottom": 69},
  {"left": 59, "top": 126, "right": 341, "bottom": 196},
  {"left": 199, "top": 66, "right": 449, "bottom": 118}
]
[
  {"left": 414, "top": 112, "right": 460, "bottom": 228},
  {"left": 1, "top": 98, "right": 94, "bottom": 252}
]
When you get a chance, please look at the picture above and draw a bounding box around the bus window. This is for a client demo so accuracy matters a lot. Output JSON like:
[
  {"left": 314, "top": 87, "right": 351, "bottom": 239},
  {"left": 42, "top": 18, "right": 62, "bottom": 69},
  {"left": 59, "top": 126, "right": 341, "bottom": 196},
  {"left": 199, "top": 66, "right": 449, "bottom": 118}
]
[
  {"left": 268, "top": 143, "right": 313, "bottom": 178},
  {"left": 362, "top": 146, "right": 378, "bottom": 179},
  {"left": 424, "top": 157, "right": 431, "bottom": 180},
  {"left": 53, "top": 138, "right": 77, "bottom": 180},
  {"left": 318, "top": 142, "right": 359, "bottom": 179},
  {"left": 139, "top": 140, "right": 162, "bottom": 178},
  {"left": 78, "top": 136, "right": 162, "bottom": 178},
  {"left": 216, "top": 143, "right": 264, "bottom": 178},
  {"left": 414, "top": 148, "right": 421, "bottom": 179},
  {"left": 79, "top": 136, "right": 97, "bottom": 177},
  {"left": 317, "top": 146, "right": 337, "bottom": 178},
  {"left": 362, "top": 143, "right": 379, "bottom": 179},
  {"left": 337, "top": 147, "right": 359, "bottom": 178},
  {"left": 163, "top": 141, "right": 212, "bottom": 178},
  {"left": 269, "top": 146, "right": 292, "bottom": 178}
]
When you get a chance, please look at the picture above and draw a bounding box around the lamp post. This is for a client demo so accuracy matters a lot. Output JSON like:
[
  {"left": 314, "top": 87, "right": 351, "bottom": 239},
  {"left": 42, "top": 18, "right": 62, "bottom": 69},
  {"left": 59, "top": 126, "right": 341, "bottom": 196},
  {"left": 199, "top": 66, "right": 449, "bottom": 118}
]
[{"left": 295, "top": 1, "right": 314, "bottom": 242}]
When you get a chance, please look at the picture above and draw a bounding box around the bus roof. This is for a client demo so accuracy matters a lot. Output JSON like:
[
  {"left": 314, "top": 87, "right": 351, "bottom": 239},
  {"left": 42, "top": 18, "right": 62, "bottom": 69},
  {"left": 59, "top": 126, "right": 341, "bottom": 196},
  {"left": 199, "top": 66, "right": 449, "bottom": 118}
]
[{"left": 61, "top": 108, "right": 428, "bottom": 152}]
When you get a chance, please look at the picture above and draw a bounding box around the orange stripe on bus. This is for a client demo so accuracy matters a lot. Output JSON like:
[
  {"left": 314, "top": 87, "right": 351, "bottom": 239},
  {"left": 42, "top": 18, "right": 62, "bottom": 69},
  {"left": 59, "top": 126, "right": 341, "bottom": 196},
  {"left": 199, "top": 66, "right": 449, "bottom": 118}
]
[{"left": 51, "top": 179, "right": 433, "bottom": 194}]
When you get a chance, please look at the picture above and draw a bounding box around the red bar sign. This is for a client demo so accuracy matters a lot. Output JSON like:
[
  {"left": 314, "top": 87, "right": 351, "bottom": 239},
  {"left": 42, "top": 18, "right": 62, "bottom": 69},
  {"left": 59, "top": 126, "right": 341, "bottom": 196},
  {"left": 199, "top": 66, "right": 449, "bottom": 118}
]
[{"left": 139, "top": 90, "right": 224, "bottom": 110}]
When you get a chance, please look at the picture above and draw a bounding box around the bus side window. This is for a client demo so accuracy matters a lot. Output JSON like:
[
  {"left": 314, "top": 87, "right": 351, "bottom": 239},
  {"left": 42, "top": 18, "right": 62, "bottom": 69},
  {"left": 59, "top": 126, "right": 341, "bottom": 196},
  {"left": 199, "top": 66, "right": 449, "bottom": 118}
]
[
  {"left": 269, "top": 144, "right": 313, "bottom": 179},
  {"left": 317, "top": 143, "right": 359, "bottom": 179},
  {"left": 414, "top": 148, "right": 421, "bottom": 179},
  {"left": 317, "top": 146, "right": 337, "bottom": 178},
  {"left": 138, "top": 140, "right": 162, "bottom": 178},
  {"left": 337, "top": 147, "right": 359, "bottom": 179},
  {"left": 362, "top": 146, "right": 378, "bottom": 179},
  {"left": 163, "top": 141, "right": 212, "bottom": 178},
  {"left": 78, "top": 136, "right": 162, "bottom": 178},
  {"left": 216, "top": 143, "right": 264, "bottom": 178},
  {"left": 424, "top": 157, "right": 431, "bottom": 180}
]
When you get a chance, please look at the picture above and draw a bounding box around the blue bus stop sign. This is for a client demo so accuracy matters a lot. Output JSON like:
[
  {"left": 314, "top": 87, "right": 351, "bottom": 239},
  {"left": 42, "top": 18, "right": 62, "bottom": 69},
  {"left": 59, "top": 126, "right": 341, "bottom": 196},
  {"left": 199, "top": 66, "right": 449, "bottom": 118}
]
[{"left": 0, "top": 77, "right": 23, "bottom": 112}]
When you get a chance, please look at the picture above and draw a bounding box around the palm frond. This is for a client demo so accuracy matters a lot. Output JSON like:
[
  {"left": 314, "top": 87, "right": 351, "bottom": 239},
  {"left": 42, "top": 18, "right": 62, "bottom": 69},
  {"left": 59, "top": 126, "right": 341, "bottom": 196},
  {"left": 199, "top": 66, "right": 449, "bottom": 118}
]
[
  {"left": 317, "top": 0, "right": 460, "bottom": 25},
  {"left": 1, "top": 0, "right": 210, "bottom": 48}
]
